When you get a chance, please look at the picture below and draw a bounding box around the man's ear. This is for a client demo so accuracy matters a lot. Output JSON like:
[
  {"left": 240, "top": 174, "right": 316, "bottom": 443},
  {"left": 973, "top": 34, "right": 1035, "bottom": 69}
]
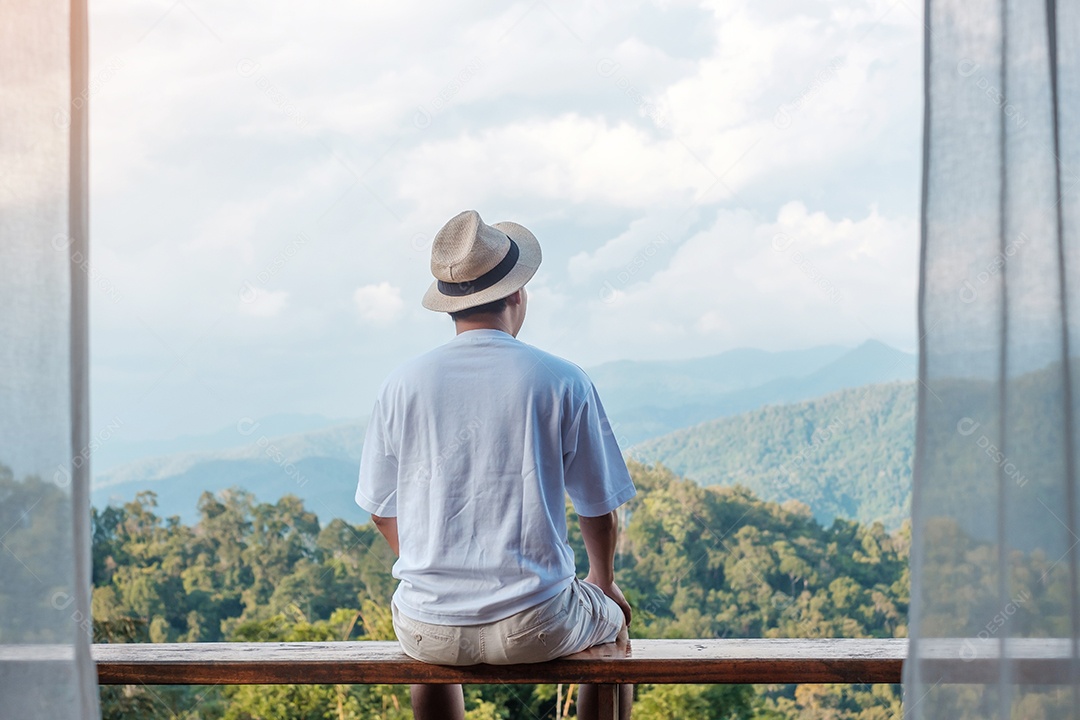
[{"left": 505, "top": 289, "right": 523, "bottom": 305}]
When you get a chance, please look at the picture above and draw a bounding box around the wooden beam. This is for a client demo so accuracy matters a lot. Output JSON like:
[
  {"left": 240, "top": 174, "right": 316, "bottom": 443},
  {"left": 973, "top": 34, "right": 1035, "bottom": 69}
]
[
  {"left": 92, "top": 638, "right": 906, "bottom": 686},
  {"left": 598, "top": 684, "right": 619, "bottom": 720}
]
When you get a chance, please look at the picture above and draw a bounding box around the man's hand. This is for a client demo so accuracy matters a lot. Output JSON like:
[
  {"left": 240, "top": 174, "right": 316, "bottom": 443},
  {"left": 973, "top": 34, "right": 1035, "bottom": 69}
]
[
  {"left": 578, "top": 511, "right": 631, "bottom": 625},
  {"left": 584, "top": 573, "right": 632, "bottom": 625}
]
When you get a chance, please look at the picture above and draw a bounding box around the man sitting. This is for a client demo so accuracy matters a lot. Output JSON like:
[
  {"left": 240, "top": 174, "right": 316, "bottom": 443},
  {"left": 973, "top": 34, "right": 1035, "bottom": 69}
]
[{"left": 356, "top": 210, "right": 636, "bottom": 719}]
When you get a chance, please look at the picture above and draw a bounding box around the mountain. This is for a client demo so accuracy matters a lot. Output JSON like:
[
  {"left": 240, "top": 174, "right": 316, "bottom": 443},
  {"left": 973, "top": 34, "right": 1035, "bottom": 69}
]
[
  {"left": 593, "top": 340, "right": 916, "bottom": 446},
  {"left": 93, "top": 382, "right": 917, "bottom": 529},
  {"left": 628, "top": 381, "right": 917, "bottom": 530},
  {"left": 91, "top": 341, "right": 917, "bottom": 525},
  {"left": 587, "top": 344, "right": 848, "bottom": 413},
  {"left": 92, "top": 420, "right": 369, "bottom": 526}
]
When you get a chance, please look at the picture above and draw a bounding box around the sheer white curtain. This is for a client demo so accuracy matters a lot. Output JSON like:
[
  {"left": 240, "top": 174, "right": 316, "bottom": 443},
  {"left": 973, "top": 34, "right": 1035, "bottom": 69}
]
[
  {"left": 0, "top": 0, "right": 99, "bottom": 717},
  {"left": 907, "top": 0, "right": 1080, "bottom": 717}
]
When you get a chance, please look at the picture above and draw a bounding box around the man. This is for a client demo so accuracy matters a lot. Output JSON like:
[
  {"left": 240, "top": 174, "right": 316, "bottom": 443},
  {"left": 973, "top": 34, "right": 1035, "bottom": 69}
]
[{"left": 356, "top": 210, "right": 635, "bottom": 719}]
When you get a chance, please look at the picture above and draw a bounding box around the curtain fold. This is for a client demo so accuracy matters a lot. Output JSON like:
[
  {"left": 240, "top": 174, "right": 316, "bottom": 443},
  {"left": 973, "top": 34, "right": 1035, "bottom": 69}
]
[
  {"left": 0, "top": 0, "right": 100, "bottom": 717},
  {"left": 907, "top": 0, "right": 1080, "bottom": 717}
]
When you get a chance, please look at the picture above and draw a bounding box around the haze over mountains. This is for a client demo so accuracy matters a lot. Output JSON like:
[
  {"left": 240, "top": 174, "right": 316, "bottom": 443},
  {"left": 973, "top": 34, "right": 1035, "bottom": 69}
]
[
  {"left": 91, "top": 340, "right": 917, "bottom": 526},
  {"left": 93, "top": 420, "right": 370, "bottom": 526},
  {"left": 591, "top": 339, "right": 914, "bottom": 446},
  {"left": 91, "top": 413, "right": 350, "bottom": 472}
]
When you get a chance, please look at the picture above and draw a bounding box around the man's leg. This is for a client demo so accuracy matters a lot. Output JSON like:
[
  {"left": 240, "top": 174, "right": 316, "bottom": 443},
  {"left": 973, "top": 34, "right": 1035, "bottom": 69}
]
[
  {"left": 410, "top": 683, "right": 464, "bottom": 720},
  {"left": 577, "top": 683, "right": 633, "bottom": 719}
]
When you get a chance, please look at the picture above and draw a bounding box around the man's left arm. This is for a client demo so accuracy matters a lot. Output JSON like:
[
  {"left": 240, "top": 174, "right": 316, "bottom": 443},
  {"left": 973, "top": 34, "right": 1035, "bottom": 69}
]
[{"left": 371, "top": 514, "right": 399, "bottom": 556}]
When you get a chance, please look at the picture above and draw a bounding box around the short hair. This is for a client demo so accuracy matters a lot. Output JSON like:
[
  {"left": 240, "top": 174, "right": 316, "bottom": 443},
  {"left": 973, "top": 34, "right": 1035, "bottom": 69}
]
[{"left": 448, "top": 296, "right": 509, "bottom": 321}]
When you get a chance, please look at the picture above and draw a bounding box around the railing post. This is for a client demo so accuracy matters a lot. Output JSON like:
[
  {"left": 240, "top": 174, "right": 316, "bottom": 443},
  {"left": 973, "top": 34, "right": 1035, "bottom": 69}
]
[{"left": 597, "top": 683, "right": 618, "bottom": 720}]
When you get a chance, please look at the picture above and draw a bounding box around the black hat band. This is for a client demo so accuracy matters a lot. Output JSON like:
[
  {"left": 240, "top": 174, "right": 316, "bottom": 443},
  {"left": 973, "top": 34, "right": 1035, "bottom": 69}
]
[{"left": 437, "top": 237, "right": 520, "bottom": 297}]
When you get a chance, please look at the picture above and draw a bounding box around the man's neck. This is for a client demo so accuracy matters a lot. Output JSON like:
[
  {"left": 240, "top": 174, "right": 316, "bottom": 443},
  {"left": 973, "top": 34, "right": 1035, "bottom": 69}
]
[{"left": 454, "top": 316, "right": 516, "bottom": 337}]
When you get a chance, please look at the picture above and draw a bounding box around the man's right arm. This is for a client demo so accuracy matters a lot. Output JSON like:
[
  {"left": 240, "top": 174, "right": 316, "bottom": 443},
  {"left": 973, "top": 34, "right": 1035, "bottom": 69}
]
[{"left": 579, "top": 510, "right": 632, "bottom": 624}]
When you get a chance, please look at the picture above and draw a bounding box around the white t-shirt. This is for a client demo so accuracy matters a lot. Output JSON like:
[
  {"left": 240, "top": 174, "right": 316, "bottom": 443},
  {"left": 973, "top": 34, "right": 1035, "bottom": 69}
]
[{"left": 355, "top": 328, "right": 636, "bottom": 625}]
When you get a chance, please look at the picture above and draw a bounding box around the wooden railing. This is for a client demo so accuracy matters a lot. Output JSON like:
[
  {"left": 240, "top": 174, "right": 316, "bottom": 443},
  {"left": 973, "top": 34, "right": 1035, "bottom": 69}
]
[
  {"left": 92, "top": 638, "right": 906, "bottom": 685},
  {"left": 13, "top": 639, "right": 1067, "bottom": 719},
  {"left": 91, "top": 638, "right": 907, "bottom": 719},
  {"left": 87, "top": 636, "right": 1077, "bottom": 685}
]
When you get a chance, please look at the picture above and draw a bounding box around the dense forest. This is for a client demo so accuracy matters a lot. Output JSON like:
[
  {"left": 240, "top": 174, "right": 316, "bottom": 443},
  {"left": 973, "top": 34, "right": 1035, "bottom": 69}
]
[{"left": 78, "top": 460, "right": 910, "bottom": 719}]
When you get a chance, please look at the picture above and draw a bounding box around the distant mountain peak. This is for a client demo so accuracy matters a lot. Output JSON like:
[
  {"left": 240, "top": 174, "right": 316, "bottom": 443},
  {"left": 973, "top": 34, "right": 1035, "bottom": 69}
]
[{"left": 850, "top": 338, "right": 909, "bottom": 354}]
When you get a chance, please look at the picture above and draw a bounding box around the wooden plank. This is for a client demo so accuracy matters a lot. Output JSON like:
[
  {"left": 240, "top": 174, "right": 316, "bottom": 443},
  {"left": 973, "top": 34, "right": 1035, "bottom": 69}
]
[
  {"left": 82, "top": 637, "right": 1080, "bottom": 687},
  {"left": 93, "top": 638, "right": 907, "bottom": 685},
  {"left": 4, "top": 637, "right": 1062, "bottom": 687}
]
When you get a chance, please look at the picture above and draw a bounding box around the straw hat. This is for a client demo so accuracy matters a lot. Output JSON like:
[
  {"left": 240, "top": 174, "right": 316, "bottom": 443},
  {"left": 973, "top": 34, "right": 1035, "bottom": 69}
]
[{"left": 421, "top": 210, "right": 542, "bottom": 313}]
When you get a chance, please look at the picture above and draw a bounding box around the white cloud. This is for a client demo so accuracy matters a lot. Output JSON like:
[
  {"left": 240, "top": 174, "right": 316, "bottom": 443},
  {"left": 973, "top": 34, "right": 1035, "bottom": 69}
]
[
  {"left": 658, "top": 1, "right": 920, "bottom": 198},
  {"left": 354, "top": 282, "right": 405, "bottom": 325},
  {"left": 567, "top": 213, "right": 688, "bottom": 283},
  {"left": 86, "top": 0, "right": 923, "bottom": 440},
  {"left": 394, "top": 114, "right": 718, "bottom": 214},
  {"left": 536, "top": 202, "right": 919, "bottom": 365}
]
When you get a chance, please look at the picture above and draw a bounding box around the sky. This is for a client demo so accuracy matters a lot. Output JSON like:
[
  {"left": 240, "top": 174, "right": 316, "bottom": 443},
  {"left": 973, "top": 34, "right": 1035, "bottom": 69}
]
[{"left": 86, "top": 0, "right": 924, "bottom": 446}]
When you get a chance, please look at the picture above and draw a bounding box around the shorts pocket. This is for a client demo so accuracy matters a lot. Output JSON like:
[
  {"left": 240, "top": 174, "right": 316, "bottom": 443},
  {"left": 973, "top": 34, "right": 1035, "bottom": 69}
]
[
  {"left": 392, "top": 604, "right": 462, "bottom": 665},
  {"left": 503, "top": 605, "right": 571, "bottom": 647},
  {"left": 574, "top": 581, "right": 594, "bottom": 616},
  {"left": 405, "top": 625, "right": 457, "bottom": 646}
]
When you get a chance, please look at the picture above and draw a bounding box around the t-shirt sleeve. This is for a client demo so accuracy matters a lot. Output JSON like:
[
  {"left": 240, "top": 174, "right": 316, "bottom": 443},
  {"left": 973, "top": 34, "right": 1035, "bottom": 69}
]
[
  {"left": 562, "top": 381, "right": 637, "bottom": 517},
  {"left": 355, "top": 397, "right": 399, "bottom": 517}
]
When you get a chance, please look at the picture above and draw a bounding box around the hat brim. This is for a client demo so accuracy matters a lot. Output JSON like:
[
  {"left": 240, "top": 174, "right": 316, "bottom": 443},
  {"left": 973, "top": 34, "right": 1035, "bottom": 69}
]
[{"left": 421, "top": 221, "right": 542, "bottom": 313}]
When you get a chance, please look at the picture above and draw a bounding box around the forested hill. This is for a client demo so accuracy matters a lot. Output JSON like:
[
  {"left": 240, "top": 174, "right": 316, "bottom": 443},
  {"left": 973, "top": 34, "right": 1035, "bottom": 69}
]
[
  {"left": 628, "top": 381, "right": 916, "bottom": 530},
  {"left": 70, "top": 459, "right": 909, "bottom": 719}
]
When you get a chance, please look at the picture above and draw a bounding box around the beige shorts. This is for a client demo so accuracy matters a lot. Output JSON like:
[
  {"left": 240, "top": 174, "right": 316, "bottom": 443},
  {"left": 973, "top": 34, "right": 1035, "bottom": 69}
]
[{"left": 391, "top": 577, "right": 626, "bottom": 666}]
